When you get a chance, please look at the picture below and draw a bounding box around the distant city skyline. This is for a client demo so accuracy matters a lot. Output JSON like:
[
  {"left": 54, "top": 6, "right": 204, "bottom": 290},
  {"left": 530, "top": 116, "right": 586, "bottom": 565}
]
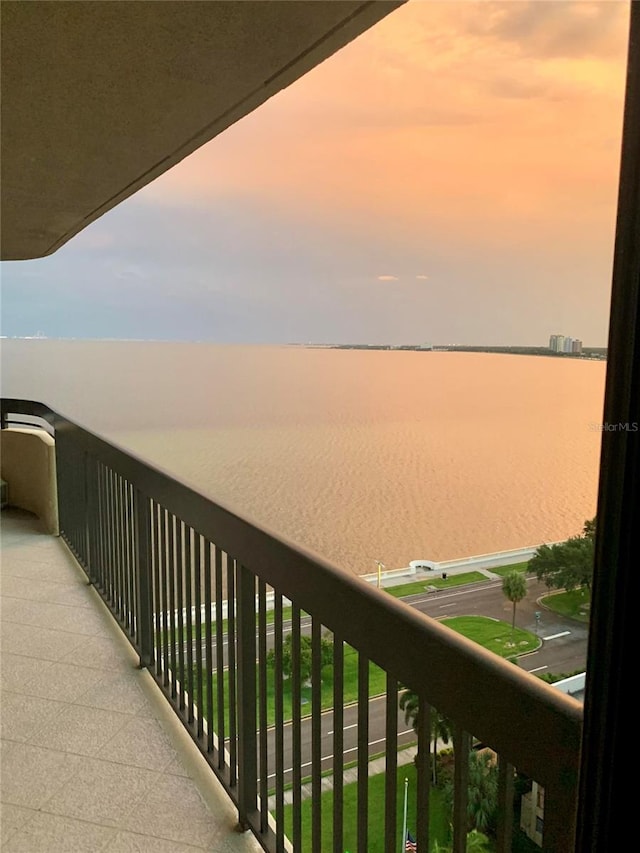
[
  {"left": 549, "top": 334, "right": 584, "bottom": 354},
  {"left": 0, "top": 2, "right": 630, "bottom": 347}
]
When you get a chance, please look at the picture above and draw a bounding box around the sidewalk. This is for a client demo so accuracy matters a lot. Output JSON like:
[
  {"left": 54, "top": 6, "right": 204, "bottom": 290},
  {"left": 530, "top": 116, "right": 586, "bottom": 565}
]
[
  {"left": 375, "top": 564, "right": 503, "bottom": 592},
  {"left": 1, "top": 508, "right": 261, "bottom": 853},
  {"left": 268, "top": 746, "right": 418, "bottom": 810}
]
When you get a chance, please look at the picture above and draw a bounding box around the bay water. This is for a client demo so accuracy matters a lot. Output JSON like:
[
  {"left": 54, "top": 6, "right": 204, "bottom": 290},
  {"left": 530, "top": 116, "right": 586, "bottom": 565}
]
[{"left": 1, "top": 340, "right": 605, "bottom": 576}]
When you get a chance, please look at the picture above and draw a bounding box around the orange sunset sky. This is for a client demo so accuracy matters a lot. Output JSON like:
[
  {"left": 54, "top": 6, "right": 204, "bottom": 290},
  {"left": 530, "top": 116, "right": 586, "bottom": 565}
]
[{"left": 2, "top": 1, "right": 631, "bottom": 345}]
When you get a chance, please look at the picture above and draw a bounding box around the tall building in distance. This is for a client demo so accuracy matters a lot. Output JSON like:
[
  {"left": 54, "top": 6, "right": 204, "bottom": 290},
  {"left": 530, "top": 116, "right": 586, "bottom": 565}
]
[{"left": 549, "top": 334, "right": 582, "bottom": 354}]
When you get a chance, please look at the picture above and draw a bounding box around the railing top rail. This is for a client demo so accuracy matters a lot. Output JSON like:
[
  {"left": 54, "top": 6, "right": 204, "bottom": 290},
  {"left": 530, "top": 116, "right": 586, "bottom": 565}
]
[
  {"left": 2, "top": 397, "right": 582, "bottom": 791},
  {"left": 1, "top": 399, "right": 56, "bottom": 435}
]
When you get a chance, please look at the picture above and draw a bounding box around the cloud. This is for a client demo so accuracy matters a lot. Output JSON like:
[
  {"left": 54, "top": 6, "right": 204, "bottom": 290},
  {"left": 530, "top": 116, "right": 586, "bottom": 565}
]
[
  {"left": 377, "top": 275, "right": 399, "bottom": 281},
  {"left": 416, "top": 275, "right": 429, "bottom": 280},
  {"left": 468, "top": 1, "right": 628, "bottom": 60}
]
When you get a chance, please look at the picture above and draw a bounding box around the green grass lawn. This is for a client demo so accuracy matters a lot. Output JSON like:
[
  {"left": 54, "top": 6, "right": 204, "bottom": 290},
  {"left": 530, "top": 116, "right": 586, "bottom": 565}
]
[
  {"left": 539, "top": 587, "right": 590, "bottom": 622},
  {"left": 489, "top": 561, "right": 531, "bottom": 577},
  {"left": 158, "top": 604, "right": 297, "bottom": 647},
  {"left": 282, "top": 763, "right": 452, "bottom": 852},
  {"left": 386, "top": 571, "right": 487, "bottom": 597},
  {"left": 440, "top": 615, "right": 540, "bottom": 656},
  {"left": 204, "top": 643, "right": 387, "bottom": 729}
]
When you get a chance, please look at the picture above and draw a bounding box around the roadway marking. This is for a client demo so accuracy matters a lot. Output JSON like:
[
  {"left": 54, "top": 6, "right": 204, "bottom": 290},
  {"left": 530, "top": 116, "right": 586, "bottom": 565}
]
[
  {"left": 265, "top": 729, "right": 415, "bottom": 780},
  {"left": 528, "top": 665, "right": 548, "bottom": 673},
  {"left": 438, "top": 603, "right": 456, "bottom": 609},
  {"left": 328, "top": 723, "right": 358, "bottom": 734},
  {"left": 407, "top": 582, "right": 502, "bottom": 607},
  {"left": 542, "top": 631, "right": 571, "bottom": 641},
  {"left": 406, "top": 574, "right": 541, "bottom": 608}
]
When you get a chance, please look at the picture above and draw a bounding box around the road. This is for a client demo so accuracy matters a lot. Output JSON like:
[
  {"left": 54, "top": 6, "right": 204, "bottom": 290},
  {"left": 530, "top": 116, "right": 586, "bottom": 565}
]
[
  {"left": 403, "top": 576, "right": 589, "bottom": 675},
  {"left": 191, "top": 574, "right": 588, "bottom": 676},
  {"left": 219, "top": 576, "right": 589, "bottom": 788},
  {"left": 260, "top": 696, "right": 415, "bottom": 789}
]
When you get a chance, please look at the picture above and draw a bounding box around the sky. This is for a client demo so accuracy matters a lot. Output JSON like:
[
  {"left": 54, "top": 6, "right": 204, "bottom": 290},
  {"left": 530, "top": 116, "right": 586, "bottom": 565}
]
[{"left": 0, "top": 1, "right": 631, "bottom": 346}]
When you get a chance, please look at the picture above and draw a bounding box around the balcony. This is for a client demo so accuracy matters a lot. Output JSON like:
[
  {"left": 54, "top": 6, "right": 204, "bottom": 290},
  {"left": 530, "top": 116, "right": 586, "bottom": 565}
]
[
  {"left": 1, "top": 399, "right": 583, "bottom": 852},
  {"left": 1, "top": 503, "right": 261, "bottom": 853},
  {"left": 1, "top": 2, "right": 639, "bottom": 849}
]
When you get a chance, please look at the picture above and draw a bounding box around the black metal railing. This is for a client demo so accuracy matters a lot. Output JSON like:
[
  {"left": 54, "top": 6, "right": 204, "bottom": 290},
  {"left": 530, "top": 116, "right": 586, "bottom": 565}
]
[{"left": 2, "top": 398, "right": 583, "bottom": 852}]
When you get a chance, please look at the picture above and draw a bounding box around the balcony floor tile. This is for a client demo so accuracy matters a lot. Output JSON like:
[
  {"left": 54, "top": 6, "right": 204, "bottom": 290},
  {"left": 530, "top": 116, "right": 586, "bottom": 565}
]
[
  {"left": 0, "top": 651, "right": 53, "bottom": 692},
  {"left": 0, "top": 509, "right": 261, "bottom": 853},
  {"left": 104, "top": 830, "right": 211, "bottom": 853},
  {"left": 0, "top": 689, "right": 67, "bottom": 742},
  {"left": 0, "top": 803, "right": 36, "bottom": 846},
  {"left": 2, "top": 811, "right": 118, "bottom": 853}
]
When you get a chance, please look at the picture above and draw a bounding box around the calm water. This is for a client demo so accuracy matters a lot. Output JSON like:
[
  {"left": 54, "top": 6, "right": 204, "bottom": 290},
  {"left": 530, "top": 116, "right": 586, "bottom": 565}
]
[{"left": 1, "top": 340, "right": 606, "bottom": 575}]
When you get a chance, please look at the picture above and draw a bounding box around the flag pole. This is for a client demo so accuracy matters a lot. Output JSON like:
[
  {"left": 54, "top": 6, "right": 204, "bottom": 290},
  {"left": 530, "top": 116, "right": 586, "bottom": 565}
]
[{"left": 401, "top": 776, "right": 409, "bottom": 853}]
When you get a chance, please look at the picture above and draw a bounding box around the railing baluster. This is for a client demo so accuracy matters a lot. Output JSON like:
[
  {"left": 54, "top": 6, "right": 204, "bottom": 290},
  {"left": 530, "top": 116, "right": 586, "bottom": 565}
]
[
  {"left": 176, "top": 520, "right": 185, "bottom": 712},
  {"left": 127, "top": 481, "right": 136, "bottom": 634},
  {"left": 544, "top": 780, "right": 579, "bottom": 853},
  {"left": 85, "top": 454, "right": 97, "bottom": 582},
  {"left": 237, "top": 563, "right": 257, "bottom": 831},
  {"left": 101, "top": 464, "right": 109, "bottom": 594},
  {"left": 160, "top": 508, "right": 170, "bottom": 688},
  {"left": 194, "top": 532, "right": 203, "bottom": 737},
  {"left": 80, "top": 448, "right": 88, "bottom": 566},
  {"left": 115, "top": 473, "right": 124, "bottom": 621},
  {"left": 333, "top": 635, "right": 345, "bottom": 853},
  {"left": 168, "top": 513, "right": 177, "bottom": 698},
  {"left": 227, "top": 555, "right": 237, "bottom": 787},
  {"left": 121, "top": 478, "right": 129, "bottom": 627},
  {"left": 204, "top": 540, "right": 214, "bottom": 752},
  {"left": 118, "top": 477, "right": 128, "bottom": 626},
  {"left": 185, "top": 526, "right": 194, "bottom": 725},
  {"left": 311, "top": 616, "right": 322, "bottom": 853},
  {"left": 94, "top": 463, "right": 103, "bottom": 592},
  {"left": 133, "top": 487, "right": 153, "bottom": 669},
  {"left": 416, "top": 698, "right": 431, "bottom": 852},
  {"left": 111, "top": 470, "right": 120, "bottom": 607},
  {"left": 214, "top": 545, "right": 225, "bottom": 769},
  {"left": 385, "top": 675, "right": 398, "bottom": 853},
  {"left": 452, "top": 729, "right": 471, "bottom": 853},
  {"left": 274, "top": 591, "right": 284, "bottom": 851},
  {"left": 357, "top": 652, "right": 369, "bottom": 853},
  {"left": 496, "top": 756, "right": 514, "bottom": 853},
  {"left": 258, "top": 580, "right": 268, "bottom": 833},
  {"left": 151, "top": 502, "right": 161, "bottom": 676},
  {"left": 291, "top": 604, "right": 302, "bottom": 852},
  {"left": 106, "top": 468, "right": 115, "bottom": 606}
]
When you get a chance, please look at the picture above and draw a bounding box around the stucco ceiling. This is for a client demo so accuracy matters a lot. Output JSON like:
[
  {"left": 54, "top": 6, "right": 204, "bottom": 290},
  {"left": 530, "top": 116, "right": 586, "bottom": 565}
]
[{"left": 1, "top": 0, "right": 403, "bottom": 261}]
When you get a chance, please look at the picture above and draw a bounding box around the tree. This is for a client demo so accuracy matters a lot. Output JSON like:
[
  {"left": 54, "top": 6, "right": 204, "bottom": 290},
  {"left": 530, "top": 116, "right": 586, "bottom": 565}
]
[
  {"left": 267, "top": 632, "right": 333, "bottom": 684},
  {"left": 466, "top": 751, "right": 498, "bottom": 834},
  {"left": 442, "top": 751, "right": 498, "bottom": 837},
  {"left": 399, "top": 689, "right": 451, "bottom": 785},
  {"left": 583, "top": 516, "right": 597, "bottom": 540},
  {"left": 530, "top": 517, "right": 595, "bottom": 591},
  {"left": 502, "top": 570, "right": 527, "bottom": 638}
]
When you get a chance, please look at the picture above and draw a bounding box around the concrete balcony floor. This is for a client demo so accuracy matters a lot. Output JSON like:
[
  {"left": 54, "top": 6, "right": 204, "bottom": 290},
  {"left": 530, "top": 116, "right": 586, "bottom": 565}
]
[{"left": 0, "top": 508, "right": 261, "bottom": 853}]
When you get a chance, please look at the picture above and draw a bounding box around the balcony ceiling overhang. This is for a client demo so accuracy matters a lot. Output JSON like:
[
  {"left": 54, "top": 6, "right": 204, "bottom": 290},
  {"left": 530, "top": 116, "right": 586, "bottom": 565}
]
[{"left": 0, "top": 0, "right": 403, "bottom": 261}]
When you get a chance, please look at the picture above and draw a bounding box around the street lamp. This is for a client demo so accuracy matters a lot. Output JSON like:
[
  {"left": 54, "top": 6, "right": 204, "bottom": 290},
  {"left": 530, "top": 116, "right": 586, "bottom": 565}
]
[{"left": 374, "top": 559, "right": 386, "bottom": 589}]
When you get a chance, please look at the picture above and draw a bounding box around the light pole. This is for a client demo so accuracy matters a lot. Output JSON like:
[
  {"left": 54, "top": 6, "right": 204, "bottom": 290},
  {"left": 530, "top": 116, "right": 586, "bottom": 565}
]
[{"left": 374, "top": 559, "right": 385, "bottom": 589}]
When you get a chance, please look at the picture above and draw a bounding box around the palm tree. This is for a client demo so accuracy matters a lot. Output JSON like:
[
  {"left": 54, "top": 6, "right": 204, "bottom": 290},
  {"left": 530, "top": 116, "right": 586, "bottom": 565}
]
[
  {"left": 501, "top": 570, "right": 527, "bottom": 641},
  {"left": 466, "top": 751, "right": 498, "bottom": 834},
  {"left": 399, "top": 688, "right": 451, "bottom": 785}
]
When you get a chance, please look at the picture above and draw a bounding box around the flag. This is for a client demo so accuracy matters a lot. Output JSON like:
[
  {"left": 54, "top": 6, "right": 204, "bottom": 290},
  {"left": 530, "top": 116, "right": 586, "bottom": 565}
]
[{"left": 405, "top": 831, "right": 417, "bottom": 852}]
